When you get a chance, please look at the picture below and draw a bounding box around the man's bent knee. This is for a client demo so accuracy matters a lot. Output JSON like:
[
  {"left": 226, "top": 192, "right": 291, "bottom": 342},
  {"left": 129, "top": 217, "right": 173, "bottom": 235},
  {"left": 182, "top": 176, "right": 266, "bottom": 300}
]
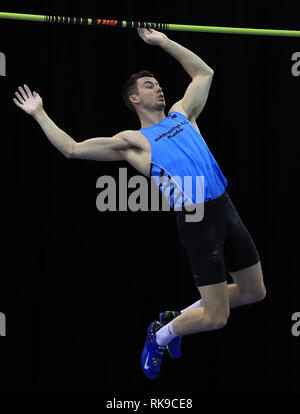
[
  {"left": 197, "top": 280, "right": 230, "bottom": 330},
  {"left": 229, "top": 261, "right": 267, "bottom": 305},
  {"left": 206, "top": 315, "right": 228, "bottom": 330},
  {"left": 254, "top": 285, "right": 267, "bottom": 302},
  {"left": 202, "top": 309, "right": 230, "bottom": 330},
  {"left": 243, "top": 285, "right": 267, "bottom": 304}
]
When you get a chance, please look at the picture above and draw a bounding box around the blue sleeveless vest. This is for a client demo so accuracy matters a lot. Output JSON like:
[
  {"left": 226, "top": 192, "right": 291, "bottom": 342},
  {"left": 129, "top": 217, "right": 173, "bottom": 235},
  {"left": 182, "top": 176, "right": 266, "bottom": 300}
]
[{"left": 140, "top": 111, "right": 228, "bottom": 209}]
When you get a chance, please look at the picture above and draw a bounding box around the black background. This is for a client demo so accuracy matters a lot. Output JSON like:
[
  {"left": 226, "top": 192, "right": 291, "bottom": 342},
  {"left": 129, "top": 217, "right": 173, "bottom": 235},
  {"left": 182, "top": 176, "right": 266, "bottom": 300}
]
[{"left": 0, "top": 0, "right": 299, "bottom": 404}]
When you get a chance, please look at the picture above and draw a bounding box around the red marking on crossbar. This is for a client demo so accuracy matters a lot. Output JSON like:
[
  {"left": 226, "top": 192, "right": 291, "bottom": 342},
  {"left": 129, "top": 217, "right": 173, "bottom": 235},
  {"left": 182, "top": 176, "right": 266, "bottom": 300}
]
[{"left": 96, "top": 19, "right": 118, "bottom": 25}]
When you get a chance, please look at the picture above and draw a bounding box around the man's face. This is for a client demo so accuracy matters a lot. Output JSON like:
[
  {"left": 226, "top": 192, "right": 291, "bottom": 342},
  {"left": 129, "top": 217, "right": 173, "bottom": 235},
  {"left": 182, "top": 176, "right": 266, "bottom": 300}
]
[{"left": 132, "top": 77, "right": 165, "bottom": 111}]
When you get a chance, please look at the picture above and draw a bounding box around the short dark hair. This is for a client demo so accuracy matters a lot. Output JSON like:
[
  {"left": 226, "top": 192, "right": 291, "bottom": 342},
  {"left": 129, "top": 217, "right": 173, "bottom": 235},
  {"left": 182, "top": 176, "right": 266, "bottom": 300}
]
[{"left": 122, "top": 70, "right": 155, "bottom": 114}]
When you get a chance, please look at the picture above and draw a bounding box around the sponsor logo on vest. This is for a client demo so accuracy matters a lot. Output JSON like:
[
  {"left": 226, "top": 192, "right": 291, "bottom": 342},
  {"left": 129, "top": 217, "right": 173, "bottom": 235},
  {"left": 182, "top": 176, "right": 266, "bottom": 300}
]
[{"left": 154, "top": 120, "right": 188, "bottom": 142}]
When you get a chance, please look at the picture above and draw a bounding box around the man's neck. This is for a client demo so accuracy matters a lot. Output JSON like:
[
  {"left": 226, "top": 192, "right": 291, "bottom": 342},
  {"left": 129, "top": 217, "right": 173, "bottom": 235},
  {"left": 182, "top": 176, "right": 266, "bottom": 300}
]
[{"left": 138, "top": 110, "right": 166, "bottom": 129}]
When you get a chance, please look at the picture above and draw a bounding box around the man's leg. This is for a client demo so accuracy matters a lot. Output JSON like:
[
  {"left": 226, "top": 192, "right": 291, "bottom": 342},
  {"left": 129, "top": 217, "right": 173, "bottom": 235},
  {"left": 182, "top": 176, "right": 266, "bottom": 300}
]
[
  {"left": 171, "top": 261, "right": 266, "bottom": 336},
  {"left": 172, "top": 281, "right": 230, "bottom": 336},
  {"left": 141, "top": 263, "right": 266, "bottom": 378},
  {"left": 173, "top": 261, "right": 266, "bottom": 314},
  {"left": 228, "top": 261, "right": 266, "bottom": 305},
  {"left": 142, "top": 281, "right": 230, "bottom": 378},
  {"left": 179, "top": 281, "right": 256, "bottom": 312}
]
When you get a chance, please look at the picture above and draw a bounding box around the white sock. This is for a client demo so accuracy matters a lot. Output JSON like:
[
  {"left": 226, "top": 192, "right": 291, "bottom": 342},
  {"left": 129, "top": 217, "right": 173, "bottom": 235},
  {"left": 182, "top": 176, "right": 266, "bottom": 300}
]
[
  {"left": 155, "top": 300, "right": 202, "bottom": 346},
  {"left": 155, "top": 320, "right": 178, "bottom": 346},
  {"left": 181, "top": 299, "right": 202, "bottom": 313}
]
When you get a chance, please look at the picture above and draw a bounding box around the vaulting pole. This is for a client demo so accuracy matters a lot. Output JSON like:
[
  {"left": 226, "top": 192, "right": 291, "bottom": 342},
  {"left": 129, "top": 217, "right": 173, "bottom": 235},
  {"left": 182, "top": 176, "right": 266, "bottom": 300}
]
[{"left": 1, "top": 11, "right": 300, "bottom": 37}]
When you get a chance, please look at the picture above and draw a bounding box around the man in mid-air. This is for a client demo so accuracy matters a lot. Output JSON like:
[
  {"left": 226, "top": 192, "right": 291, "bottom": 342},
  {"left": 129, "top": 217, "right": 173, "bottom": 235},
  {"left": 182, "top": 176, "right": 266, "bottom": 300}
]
[{"left": 13, "top": 27, "right": 266, "bottom": 380}]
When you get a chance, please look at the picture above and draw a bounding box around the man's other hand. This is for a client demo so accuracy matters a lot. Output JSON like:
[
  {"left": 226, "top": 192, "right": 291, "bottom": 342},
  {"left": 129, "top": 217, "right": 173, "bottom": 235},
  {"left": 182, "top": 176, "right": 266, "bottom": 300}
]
[
  {"left": 137, "top": 28, "right": 168, "bottom": 47},
  {"left": 13, "top": 84, "right": 43, "bottom": 116}
]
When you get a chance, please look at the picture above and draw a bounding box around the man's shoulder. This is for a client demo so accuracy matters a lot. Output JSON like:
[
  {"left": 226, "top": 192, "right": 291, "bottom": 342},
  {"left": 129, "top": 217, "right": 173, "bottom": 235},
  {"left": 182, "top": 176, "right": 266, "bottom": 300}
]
[
  {"left": 168, "top": 101, "right": 187, "bottom": 117},
  {"left": 118, "top": 129, "right": 149, "bottom": 151},
  {"left": 168, "top": 103, "right": 201, "bottom": 134},
  {"left": 119, "top": 129, "right": 143, "bottom": 141}
]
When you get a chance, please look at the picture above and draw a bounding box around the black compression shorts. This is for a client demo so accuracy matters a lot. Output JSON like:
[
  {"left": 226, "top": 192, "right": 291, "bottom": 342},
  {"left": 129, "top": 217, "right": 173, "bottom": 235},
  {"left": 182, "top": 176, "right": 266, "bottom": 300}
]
[{"left": 176, "top": 191, "right": 260, "bottom": 287}]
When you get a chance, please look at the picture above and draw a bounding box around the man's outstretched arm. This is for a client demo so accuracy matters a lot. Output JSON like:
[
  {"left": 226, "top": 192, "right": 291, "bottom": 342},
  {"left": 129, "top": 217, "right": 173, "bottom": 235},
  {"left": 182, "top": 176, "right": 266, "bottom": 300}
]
[
  {"left": 138, "top": 28, "right": 213, "bottom": 78},
  {"left": 13, "top": 85, "right": 129, "bottom": 161},
  {"left": 138, "top": 28, "right": 214, "bottom": 119}
]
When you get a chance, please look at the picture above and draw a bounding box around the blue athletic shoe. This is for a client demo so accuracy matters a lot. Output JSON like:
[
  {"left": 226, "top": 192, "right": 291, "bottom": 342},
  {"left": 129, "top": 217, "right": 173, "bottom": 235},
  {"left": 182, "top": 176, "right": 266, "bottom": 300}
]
[
  {"left": 141, "top": 321, "right": 166, "bottom": 380},
  {"left": 159, "top": 311, "right": 182, "bottom": 359}
]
